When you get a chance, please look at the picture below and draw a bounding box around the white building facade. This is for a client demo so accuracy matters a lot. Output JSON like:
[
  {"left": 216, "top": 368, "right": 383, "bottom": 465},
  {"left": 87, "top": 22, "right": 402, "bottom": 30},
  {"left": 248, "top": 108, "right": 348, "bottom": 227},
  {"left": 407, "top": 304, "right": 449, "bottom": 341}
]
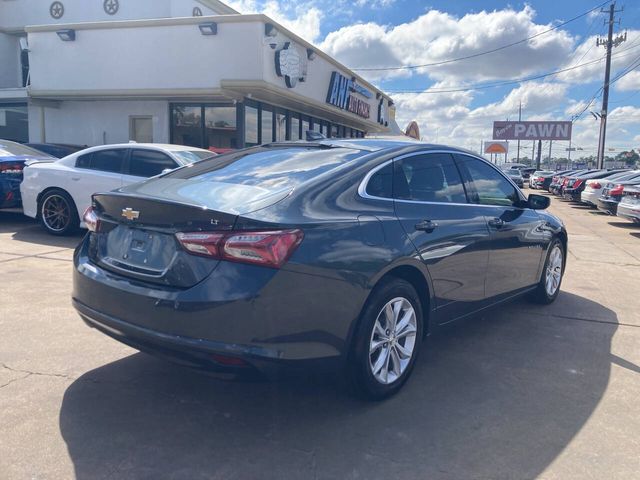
[{"left": 0, "top": 0, "right": 396, "bottom": 150}]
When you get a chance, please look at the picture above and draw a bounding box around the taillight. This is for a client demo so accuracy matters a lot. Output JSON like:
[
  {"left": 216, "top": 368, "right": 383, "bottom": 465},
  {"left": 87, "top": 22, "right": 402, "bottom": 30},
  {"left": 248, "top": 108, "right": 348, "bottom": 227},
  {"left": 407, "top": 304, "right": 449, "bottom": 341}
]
[
  {"left": 176, "top": 230, "right": 303, "bottom": 268},
  {"left": 0, "top": 162, "right": 24, "bottom": 174},
  {"left": 590, "top": 182, "right": 601, "bottom": 190},
  {"left": 573, "top": 179, "right": 584, "bottom": 189},
  {"left": 83, "top": 206, "right": 100, "bottom": 232},
  {"left": 610, "top": 184, "right": 624, "bottom": 196}
]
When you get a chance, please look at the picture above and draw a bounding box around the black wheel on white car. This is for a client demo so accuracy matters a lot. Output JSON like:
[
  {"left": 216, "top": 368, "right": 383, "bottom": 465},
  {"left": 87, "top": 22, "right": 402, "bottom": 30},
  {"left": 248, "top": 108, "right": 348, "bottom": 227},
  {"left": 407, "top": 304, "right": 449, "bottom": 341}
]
[
  {"left": 529, "top": 238, "right": 564, "bottom": 304},
  {"left": 349, "top": 278, "right": 423, "bottom": 400},
  {"left": 40, "top": 189, "right": 79, "bottom": 236}
]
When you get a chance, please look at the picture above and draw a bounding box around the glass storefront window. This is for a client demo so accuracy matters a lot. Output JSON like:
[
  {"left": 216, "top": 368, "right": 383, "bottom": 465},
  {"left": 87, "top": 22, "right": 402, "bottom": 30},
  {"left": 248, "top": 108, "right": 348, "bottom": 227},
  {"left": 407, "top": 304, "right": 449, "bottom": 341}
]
[
  {"left": 261, "top": 107, "right": 273, "bottom": 144},
  {"left": 0, "top": 104, "right": 28, "bottom": 142},
  {"left": 313, "top": 120, "right": 321, "bottom": 133},
  {"left": 275, "top": 110, "right": 286, "bottom": 142},
  {"left": 301, "top": 118, "right": 309, "bottom": 140},
  {"left": 171, "top": 105, "right": 203, "bottom": 148},
  {"left": 204, "top": 106, "right": 237, "bottom": 149},
  {"left": 245, "top": 105, "right": 258, "bottom": 146},
  {"left": 290, "top": 114, "right": 300, "bottom": 140}
]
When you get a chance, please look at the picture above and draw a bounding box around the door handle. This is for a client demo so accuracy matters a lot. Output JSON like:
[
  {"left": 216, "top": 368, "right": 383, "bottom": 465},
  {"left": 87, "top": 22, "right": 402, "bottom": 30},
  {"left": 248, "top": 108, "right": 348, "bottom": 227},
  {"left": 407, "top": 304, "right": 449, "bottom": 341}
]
[
  {"left": 415, "top": 219, "right": 438, "bottom": 232},
  {"left": 488, "top": 218, "right": 505, "bottom": 229}
]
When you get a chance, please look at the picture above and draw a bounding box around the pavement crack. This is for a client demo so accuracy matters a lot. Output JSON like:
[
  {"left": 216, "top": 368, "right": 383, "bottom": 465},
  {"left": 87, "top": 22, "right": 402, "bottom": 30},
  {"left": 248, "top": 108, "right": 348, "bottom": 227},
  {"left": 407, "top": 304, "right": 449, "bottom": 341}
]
[
  {"left": 0, "top": 373, "right": 31, "bottom": 388},
  {"left": 1, "top": 363, "right": 76, "bottom": 381}
]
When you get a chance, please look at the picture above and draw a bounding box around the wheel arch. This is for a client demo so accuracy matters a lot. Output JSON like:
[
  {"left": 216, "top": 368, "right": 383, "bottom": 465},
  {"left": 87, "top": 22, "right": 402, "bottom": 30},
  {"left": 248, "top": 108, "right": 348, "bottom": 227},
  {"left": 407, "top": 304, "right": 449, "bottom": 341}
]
[{"left": 37, "top": 186, "right": 79, "bottom": 220}]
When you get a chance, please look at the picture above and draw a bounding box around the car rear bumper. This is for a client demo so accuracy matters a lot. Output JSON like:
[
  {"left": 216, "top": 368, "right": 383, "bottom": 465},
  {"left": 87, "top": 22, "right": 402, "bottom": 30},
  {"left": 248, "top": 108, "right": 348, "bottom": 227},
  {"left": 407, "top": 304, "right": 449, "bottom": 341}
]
[
  {"left": 580, "top": 191, "right": 598, "bottom": 205},
  {"left": 563, "top": 189, "right": 582, "bottom": 201},
  {"left": 0, "top": 177, "right": 22, "bottom": 209},
  {"left": 72, "top": 236, "right": 363, "bottom": 373},
  {"left": 617, "top": 203, "right": 640, "bottom": 222},
  {"left": 597, "top": 198, "right": 619, "bottom": 215}
]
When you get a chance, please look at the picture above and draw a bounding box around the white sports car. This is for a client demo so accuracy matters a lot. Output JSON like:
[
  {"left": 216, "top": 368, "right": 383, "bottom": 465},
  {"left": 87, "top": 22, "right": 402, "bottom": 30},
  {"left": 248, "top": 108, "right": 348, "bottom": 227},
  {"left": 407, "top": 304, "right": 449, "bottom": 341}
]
[{"left": 21, "top": 143, "right": 216, "bottom": 235}]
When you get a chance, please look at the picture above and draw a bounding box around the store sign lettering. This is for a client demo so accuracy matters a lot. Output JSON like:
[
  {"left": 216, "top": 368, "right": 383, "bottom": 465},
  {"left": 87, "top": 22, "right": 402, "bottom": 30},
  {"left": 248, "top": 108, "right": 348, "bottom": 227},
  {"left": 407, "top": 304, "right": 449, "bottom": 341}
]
[{"left": 326, "top": 72, "right": 371, "bottom": 119}]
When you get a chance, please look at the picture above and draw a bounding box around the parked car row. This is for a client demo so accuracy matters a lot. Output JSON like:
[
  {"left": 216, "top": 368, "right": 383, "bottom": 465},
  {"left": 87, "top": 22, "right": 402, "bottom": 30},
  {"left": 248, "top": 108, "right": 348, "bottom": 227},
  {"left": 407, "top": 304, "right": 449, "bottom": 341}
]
[
  {"left": 0, "top": 139, "right": 217, "bottom": 234},
  {"left": 534, "top": 167, "right": 640, "bottom": 224}
]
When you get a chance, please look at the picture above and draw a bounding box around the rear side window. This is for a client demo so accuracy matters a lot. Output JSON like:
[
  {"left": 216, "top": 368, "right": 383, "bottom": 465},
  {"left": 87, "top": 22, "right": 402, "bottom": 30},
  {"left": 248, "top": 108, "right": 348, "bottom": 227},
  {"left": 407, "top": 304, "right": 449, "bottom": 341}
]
[
  {"left": 393, "top": 153, "right": 467, "bottom": 203},
  {"left": 76, "top": 149, "right": 126, "bottom": 173},
  {"left": 128, "top": 149, "right": 177, "bottom": 177},
  {"left": 455, "top": 154, "right": 519, "bottom": 206},
  {"left": 365, "top": 163, "right": 393, "bottom": 198}
]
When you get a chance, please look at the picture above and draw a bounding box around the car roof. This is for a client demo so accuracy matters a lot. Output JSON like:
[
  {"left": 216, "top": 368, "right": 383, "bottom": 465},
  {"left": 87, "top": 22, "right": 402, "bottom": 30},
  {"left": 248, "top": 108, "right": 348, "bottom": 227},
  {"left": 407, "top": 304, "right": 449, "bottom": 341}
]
[{"left": 76, "top": 143, "right": 212, "bottom": 153}]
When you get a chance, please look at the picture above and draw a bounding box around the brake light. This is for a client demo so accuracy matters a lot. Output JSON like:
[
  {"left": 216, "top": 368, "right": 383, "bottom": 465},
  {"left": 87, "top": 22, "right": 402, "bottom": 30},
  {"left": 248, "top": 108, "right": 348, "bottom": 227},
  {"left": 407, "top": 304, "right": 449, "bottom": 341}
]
[
  {"left": 573, "top": 179, "right": 584, "bottom": 189},
  {"left": 176, "top": 230, "right": 303, "bottom": 268},
  {"left": 610, "top": 184, "right": 624, "bottom": 196},
  {"left": 590, "top": 182, "right": 601, "bottom": 189},
  {"left": 83, "top": 206, "right": 100, "bottom": 232},
  {"left": 0, "top": 162, "right": 24, "bottom": 174}
]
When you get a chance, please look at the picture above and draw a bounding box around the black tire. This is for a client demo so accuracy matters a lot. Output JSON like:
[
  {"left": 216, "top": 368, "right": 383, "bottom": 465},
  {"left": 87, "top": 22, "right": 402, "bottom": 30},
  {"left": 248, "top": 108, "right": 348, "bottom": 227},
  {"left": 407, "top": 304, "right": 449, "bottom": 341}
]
[
  {"left": 348, "top": 278, "right": 423, "bottom": 400},
  {"left": 528, "top": 238, "right": 565, "bottom": 304},
  {"left": 39, "top": 189, "right": 79, "bottom": 236}
]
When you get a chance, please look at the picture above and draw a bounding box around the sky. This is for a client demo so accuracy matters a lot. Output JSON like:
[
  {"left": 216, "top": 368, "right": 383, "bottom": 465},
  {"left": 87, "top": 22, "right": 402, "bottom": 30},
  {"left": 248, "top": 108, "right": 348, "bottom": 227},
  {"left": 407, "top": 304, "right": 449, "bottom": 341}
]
[{"left": 225, "top": 0, "right": 640, "bottom": 159}]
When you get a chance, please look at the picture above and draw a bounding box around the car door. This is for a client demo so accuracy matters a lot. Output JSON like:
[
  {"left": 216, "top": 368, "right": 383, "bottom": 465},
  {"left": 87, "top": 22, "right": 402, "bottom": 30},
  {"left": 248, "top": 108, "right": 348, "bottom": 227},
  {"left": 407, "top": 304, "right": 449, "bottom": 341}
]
[
  {"left": 68, "top": 148, "right": 127, "bottom": 217},
  {"left": 453, "top": 153, "right": 547, "bottom": 299},
  {"left": 391, "top": 151, "right": 493, "bottom": 323},
  {"left": 121, "top": 148, "right": 179, "bottom": 186}
]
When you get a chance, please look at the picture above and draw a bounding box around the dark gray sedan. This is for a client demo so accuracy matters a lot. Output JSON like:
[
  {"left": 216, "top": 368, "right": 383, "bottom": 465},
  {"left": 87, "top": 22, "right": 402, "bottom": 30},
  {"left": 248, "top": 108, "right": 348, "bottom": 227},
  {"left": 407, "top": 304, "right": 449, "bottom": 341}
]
[{"left": 73, "top": 140, "right": 567, "bottom": 399}]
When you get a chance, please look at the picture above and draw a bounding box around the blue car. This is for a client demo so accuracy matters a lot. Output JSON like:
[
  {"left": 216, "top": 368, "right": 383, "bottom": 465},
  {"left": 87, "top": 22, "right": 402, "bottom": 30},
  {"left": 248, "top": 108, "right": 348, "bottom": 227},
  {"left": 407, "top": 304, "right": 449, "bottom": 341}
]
[{"left": 0, "top": 140, "right": 55, "bottom": 209}]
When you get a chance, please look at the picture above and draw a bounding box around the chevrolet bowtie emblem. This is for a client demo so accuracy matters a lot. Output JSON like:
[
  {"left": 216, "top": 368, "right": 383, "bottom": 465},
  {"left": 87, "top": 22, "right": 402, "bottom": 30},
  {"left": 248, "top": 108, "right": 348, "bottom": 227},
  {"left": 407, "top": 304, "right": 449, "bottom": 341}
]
[{"left": 121, "top": 208, "right": 140, "bottom": 221}]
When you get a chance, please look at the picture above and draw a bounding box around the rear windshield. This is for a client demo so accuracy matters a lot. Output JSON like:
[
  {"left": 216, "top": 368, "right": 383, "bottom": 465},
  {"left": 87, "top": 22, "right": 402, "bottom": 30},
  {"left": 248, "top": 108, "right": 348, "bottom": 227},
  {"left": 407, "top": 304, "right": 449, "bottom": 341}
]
[{"left": 164, "top": 146, "right": 364, "bottom": 190}]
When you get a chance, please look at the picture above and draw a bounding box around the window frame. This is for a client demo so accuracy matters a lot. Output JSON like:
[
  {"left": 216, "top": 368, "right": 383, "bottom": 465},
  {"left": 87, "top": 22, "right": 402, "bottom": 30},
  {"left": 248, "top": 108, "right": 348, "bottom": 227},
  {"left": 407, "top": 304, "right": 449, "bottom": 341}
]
[{"left": 359, "top": 150, "right": 525, "bottom": 207}]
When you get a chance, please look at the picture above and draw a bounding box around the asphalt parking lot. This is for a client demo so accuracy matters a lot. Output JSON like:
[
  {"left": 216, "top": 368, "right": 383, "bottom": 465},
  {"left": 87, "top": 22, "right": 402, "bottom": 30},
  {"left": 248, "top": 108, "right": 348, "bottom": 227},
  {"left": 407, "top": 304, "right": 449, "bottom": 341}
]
[{"left": 1, "top": 192, "right": 639, "bottom": 480}]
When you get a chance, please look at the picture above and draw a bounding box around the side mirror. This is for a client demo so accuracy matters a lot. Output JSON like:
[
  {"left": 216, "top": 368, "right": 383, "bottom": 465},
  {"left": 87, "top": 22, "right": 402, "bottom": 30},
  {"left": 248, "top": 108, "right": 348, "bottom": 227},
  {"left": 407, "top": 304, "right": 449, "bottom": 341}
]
[
  {"left": 527, "top": 193, "right": 550, "bottom": 210},
  {"left": 161, "top": 168, "right": 173, "bottom": 175}
]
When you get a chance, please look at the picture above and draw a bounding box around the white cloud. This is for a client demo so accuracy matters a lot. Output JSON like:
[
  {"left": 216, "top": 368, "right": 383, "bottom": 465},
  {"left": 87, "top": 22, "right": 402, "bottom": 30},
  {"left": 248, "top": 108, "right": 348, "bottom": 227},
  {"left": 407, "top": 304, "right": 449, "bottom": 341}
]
[
  {"left": 225, "top": 0, "right": 323, "bottom": 42},
  {"left": 320, "top": 6, "right": 575, "bottom": 82},
  {"left": 615, "top": 70, "right": 640, "bottom": 92}
]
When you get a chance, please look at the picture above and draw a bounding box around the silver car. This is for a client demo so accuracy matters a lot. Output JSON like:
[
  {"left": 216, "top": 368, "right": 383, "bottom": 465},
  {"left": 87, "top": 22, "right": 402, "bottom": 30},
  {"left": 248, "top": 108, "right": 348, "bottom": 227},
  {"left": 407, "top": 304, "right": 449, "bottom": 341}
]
[{"left": 617, "top": 185, "right": 640, "bottom": 224}]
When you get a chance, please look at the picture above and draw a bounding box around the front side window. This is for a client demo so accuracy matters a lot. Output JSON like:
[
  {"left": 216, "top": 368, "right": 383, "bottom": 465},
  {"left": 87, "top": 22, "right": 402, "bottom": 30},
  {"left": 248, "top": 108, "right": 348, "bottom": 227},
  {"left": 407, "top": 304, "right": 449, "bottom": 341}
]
[
  {"left": 393, "top": 153, "right": 467, "bottom": 203},
  {"left": 128, "top": 149, "right": 177, "bottom": 177},
  {"left": 455, "top": 154, "right": 519, "bottom": 206},
  {"left": 78, "top": 149, "right": 126, "bottom": 173}
]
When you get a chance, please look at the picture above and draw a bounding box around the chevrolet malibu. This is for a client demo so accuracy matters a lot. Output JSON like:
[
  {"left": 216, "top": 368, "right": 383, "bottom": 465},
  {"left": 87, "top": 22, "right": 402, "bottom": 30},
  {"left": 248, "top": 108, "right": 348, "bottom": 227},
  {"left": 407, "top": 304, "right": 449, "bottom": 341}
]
[{"left": 73, "top": 140, "right": 567, "bottom": 399}]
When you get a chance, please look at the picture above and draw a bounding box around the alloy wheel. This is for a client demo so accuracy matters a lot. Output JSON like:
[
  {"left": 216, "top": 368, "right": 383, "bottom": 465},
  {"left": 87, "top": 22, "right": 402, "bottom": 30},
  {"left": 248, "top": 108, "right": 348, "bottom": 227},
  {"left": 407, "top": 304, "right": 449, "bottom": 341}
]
[
  {"left": 369, "top": 297, "right": 417, "bottom": 385},
  {"left": 545, "top": 245, "right": 563, "bottom": 296},
  {"left": 42, "top": 194, "right": 71, "bottom": 232}
]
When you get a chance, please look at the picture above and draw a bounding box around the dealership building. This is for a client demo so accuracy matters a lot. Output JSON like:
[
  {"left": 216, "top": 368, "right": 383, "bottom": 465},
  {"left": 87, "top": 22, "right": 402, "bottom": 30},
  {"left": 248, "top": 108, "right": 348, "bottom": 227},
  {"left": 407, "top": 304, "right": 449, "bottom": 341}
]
[{"left": 0, "top": 0, "right": 398, "bottom": 150}]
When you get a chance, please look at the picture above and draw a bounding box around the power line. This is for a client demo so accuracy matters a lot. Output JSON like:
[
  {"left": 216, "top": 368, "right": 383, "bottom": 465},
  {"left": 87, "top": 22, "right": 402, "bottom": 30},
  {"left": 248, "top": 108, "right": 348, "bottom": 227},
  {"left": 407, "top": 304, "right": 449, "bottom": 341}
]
[
  {"left": 384, "top": 44, "right": 640, "bottom": 94},
  {"left": 351, "top": 0, "right": 612, "bottom": 71}
]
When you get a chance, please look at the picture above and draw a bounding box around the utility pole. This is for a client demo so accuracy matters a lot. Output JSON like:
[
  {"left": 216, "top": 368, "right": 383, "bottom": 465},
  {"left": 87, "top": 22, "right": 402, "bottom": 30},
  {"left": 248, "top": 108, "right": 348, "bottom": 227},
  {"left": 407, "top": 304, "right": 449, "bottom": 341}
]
[
  {"left": 596, "top": 2, "right": 626, "bottom": 169},
  {"left": 548, "top": 140, "right": 553, "bottom": 165},
  {"left": 516, "top": 101, "right": 522, "bottom": 163},
  {"left": 532, "top": 141, "right": 535, "bottom": 164},
  {"left": 536, "top": 139, "right": 542, "bottom": 170}
]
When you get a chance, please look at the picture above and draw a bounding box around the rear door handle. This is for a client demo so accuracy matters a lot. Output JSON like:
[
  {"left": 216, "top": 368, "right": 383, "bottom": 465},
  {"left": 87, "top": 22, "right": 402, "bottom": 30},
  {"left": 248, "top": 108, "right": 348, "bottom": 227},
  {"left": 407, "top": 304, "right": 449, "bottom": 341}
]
[
  {"left": 415, "top": 220, "right": 438, "bottom": 232},
  {"left": 488, "top": 218, "right": 505, "bottom": 229}
]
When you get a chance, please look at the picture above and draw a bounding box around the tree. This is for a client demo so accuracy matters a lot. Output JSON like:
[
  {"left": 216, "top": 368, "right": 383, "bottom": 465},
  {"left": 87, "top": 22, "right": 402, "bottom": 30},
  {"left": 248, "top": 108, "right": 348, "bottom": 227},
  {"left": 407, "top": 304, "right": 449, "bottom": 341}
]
[{"left": 615, "top": 150, "right": 639, "bottom": 165}]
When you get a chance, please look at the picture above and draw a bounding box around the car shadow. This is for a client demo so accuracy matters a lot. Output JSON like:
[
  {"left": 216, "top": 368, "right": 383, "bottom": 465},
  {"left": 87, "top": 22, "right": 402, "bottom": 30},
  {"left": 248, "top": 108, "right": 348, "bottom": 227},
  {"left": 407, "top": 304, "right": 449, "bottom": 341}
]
[
  {"left": 59, "top": 292, "right": 617, "bottom": 479},
  {"left": 0, "top": 211, "right": 83, "bottom": 249},
  {"left": 607, "top": 221, "right": 639, "bottom": 229}
]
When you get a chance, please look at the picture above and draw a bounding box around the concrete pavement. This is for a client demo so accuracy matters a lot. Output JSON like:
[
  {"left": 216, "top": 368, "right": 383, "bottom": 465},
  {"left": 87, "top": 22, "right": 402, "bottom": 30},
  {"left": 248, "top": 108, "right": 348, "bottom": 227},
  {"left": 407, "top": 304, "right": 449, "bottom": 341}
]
[{"left": 1, "top": 194, "right": 639, "bottom": 480}]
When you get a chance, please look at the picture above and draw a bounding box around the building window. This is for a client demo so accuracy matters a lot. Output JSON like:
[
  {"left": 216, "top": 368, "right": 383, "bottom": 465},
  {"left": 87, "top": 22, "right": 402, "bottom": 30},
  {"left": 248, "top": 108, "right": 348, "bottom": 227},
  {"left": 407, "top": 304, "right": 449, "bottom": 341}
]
[
  {"left": 0, "top": 104, "right": 28, "bottom": 143},
  {"left": 261, "top": 106, "right": 273, "bottom": 143},
  {"left": 275, "top": 109, "right": 286, "bottom": 142},
  {"left": 301, "top": 117, "right": 310, "bottom": 139},
  {"left": 129, "top": 116, "right": 153, "bottom": 143},
  {"left": 204, "top": 106, "right": 237, "bottom": 149},
  {"left": 290, "top": 113, "right": 300, "bottom": 140},
  {"left": 171, "top": 104, "right": 238, "bottom": 150},
  {"left": 171, "top": 105, "right": 203, "bottom": 147},
  {"left": 245, "top": 105, "right": 259, "bottom": 146},
  {"left": 312, "top": 120, "right": 321, "bottom": 134}
]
